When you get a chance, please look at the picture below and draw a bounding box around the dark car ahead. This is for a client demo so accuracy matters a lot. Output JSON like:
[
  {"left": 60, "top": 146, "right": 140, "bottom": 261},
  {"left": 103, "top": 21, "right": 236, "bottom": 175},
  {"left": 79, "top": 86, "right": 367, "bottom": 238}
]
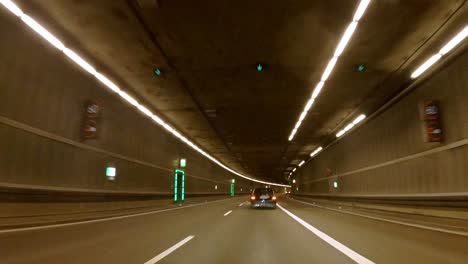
[{"left": 250, "top": 187, "right": 277, "bottom": 209}]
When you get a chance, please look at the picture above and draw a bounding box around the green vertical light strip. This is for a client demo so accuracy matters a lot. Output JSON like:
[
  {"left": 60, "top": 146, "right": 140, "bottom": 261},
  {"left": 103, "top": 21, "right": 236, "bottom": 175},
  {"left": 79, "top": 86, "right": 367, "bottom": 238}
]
[
  {"left": 181, "top": 172, "right": 185, "bottom": 201},
  {"left": 230, "top": 183, "right": 234, "bottom": 197},
  {"left": 174, "top": 170, "right": 178, "bottom": 202}
]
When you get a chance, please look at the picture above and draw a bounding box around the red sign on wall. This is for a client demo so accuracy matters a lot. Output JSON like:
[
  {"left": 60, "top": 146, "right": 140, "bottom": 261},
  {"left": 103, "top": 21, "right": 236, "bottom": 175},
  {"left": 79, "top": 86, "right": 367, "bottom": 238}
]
[
  {"left": 82, "top": 101, "right": 100, "bottom": 139},
  {"left": 423, "top": 101, "right": 442, "bottom": 142}
]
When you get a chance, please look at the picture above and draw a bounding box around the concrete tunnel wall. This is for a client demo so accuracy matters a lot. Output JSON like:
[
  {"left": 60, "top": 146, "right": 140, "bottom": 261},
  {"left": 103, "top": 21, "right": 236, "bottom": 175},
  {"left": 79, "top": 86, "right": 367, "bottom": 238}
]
[
  {"left": 0, "top": 13, "right": 258, "bottom": 198},
  {"left": 295, "top": 48, "right": 468, "bottom": 197}
]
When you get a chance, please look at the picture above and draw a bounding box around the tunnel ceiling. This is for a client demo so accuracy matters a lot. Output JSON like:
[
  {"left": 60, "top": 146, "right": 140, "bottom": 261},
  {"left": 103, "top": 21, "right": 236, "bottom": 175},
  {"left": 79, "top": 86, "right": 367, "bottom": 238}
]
[{"left": 20, "top": 0, "right": 467, "bottom": 183}]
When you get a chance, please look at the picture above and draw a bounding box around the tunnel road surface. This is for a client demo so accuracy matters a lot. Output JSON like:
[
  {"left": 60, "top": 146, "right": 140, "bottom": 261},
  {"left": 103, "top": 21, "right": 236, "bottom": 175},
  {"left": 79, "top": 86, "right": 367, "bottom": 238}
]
[{"left": 1, "top": 196, "right": 467, "bottom": 263}]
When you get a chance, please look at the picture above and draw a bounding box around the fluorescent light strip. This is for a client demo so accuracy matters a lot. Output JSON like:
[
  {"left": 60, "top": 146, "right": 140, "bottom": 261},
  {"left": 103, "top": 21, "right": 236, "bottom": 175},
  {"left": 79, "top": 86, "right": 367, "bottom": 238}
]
[
  {"left": 299, "top": 111, "right": 307, "bottom": 122},
  {"left": 294, "top": 121, "right": 302, "bottom": 129},
  {"left": 353, "top": 0, "right": 371, "bottom": 22},
  {"left": 310, "top": 146, "right": 323, "bottom": 157},
  {"left": 336, "top": 114, "right": 366, "bottom": 138},
  {"left": 289, "top": 147, "right": 323, "bottom": 175},
  {"left": 344, "top": 123, "right": 355, "bottom": 131},
  {"left": 304, "top": 98, "right": 315, "bottom": 112},
  {"left": 353, "top": 114, "right": 366, "bottom": 124},
  {"left": 95, "top": 73, "right": 121, "bottom": 93},
  {"left": 63, "top": 48, "right": 97, "bottom": 75},
  {"left": 0, "top": 0, "right": 22, "bottom": 16},
  {"left": 334, "top": 22, "right": 358, "bottom": 57},
  {"left": 411, "top": 25, "right": 467, "bottom": 79},
  {"left": 336, "top": 130, "right": 345, "bottom": 138},
  {"left": 21, "top": 15, "right": 65, "bottom": 50},
  {"left": 410, "top": 54, "right": 442, "bottom": 79},
  {"left": 287, "top": 0, "right": 371, "bottom": 141},
  {"left": 118, "top": 90, "right": 140, "bottom": 107},
  {"left": 321, "top": 57, "right": 338, "bottom": 82},
  {"left": 311, "top": 82, "right": 324, "bottom": 99},
  {"left": 439, "top": 26, "right": 468, "bottom": 55},
  {"left": 0, "top": 1, "right": 290, "bottom": 188}
]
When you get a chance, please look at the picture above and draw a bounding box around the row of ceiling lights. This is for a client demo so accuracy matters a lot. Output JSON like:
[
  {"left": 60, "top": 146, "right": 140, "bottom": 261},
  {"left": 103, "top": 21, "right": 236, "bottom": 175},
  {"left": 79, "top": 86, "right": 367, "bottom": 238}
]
[
  {"left": 0, "top": 0, "right": 291, "bottom": 187},
  {"left": 288, "top": 0, "right": 372, "bottom": 142},
  {"left": 286, "top": 0, "right": 371, "bottom": 179},
  {"left": 336, "top": 114, "right": 366, "bottom": 138},
  {"left": 288, "top": 23, "right": 467, "bottom": 178},
  {"left": 411, "top": 25, "right": 468, "bottom": 79}
]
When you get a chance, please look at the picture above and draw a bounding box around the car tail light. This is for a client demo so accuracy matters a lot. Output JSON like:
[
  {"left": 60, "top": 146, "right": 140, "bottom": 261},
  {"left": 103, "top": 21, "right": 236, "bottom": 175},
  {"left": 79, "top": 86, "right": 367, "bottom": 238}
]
[
  {"left": 272, "top": 196, "right": 277, "bottom": 200},
  {"left": 250, "top": 195, "right": 256, "bottom": 200}
]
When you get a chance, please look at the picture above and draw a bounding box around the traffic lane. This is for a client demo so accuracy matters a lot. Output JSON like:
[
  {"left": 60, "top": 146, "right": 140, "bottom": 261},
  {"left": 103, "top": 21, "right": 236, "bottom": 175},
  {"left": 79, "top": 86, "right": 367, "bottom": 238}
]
[
  {"left": 165, "top": 200, "right": 355, "bottom": 263},
  {"left": 0, "top": 196, "right": 248, "bottom": 264},
  {"left": 280, "top": 197, "right": 468, "bottom": 264}
]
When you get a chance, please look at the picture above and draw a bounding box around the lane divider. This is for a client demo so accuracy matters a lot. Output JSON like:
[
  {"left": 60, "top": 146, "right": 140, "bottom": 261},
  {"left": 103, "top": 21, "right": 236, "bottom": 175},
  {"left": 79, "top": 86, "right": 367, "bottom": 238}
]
[
  {"left": 277, "top": 204, "right": 374, "bottom": 264},
  {"left": 144, "top": 235, "right": 194, "bottom": 264},
  {"left": 239, "top": 203, "right": 244, "bottom": 207},
  {"left": 224, "top": 210, "right": 233, "bottom": 216},
  {"left": 290, "top": 198, "right": 468, "bottom": 237},
  {"left": 0, "top": 198, "right": 233, "bottom": 234}
]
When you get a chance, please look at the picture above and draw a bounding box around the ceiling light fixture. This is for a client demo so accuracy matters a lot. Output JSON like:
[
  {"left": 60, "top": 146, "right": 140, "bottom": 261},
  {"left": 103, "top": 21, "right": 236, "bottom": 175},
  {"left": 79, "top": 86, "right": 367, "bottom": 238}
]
[
  {"left": 311, "top": 82, "right": 324, "bottom": 99},
  {"left": 304, "top": 98, "right": 315, "bottom": 112},
  {"left": 334, "top": 22, "right": 358, "bottom": 57},
  {"left": 321, "top": 57, "right": 338, "bottom": 82},
  {"left": 0, "top": 0, "right": 290, "bottom": 188},
  {"left": 411, "top": 25, "right": 467, "bottom": 79},
  {"left": 439, "top": 26, "right": 468, "bottom": 55},
  {"left": 298, "top": 160, "right": 305, "bottom": 167},
  {"left": 21, "top": 15, "right": 65, "bottom": 50},
  {"left": 299, "top": 111, "right": 307, "bottom": 121},
  {"left": 63, "top": 48, "right": 97, "bottom": 75},
  {"left": 336, "top": 114, "right": 366, "bottom": 138},
  {"left": 310, "top": 146, "right": 323, "bottom": 157},
  {"left": 336, "top": 130, "right": 346, "bottom": 138},
  {"left": 344, "top": 123, "right": 355, "bottom": 132},
  {"left": 287, "top": 0, "right": 371, "bottom": 141},
  {"left": 353, "top": 114, "right": 366, "bottom": 124},
  {"left": 411, "top": 54, "right": 442, "bottom": 79},
  {"left": 352, "top": 0, "right": 371, "bottom": 22},
  {"left": 0, "top": 0, "right": 22, "bottom": 16}
]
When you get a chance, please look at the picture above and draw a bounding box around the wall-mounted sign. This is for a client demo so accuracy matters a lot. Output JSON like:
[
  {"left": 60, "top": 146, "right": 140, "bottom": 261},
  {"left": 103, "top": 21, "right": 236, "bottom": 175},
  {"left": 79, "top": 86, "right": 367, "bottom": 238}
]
[
  {"left": 230, "top": 181, "right": 235, "bottom": 197},
  {"left": 423, "top": 100, "right": 442, "bottom": 142},
  {"left": 106, "top": 166, "right": 116, "bottom": 181},
  {"left": 179, "top": 158, "right": 187, "bottom": 168},
  {"left": 82, "top": 101, "right": 100, "bottom": 139}
]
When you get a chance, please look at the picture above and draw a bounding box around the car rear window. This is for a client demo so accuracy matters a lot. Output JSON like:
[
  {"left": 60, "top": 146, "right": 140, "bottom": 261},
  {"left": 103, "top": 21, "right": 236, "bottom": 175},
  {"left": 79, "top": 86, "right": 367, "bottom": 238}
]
[{"left": 254, "top": 188, "right": 273, "bottom": 195}]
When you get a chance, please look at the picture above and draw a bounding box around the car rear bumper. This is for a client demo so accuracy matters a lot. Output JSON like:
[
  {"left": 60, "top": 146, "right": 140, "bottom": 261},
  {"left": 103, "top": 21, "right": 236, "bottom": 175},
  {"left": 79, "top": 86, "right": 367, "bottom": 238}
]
[{"left": 250, "top": 200, "right": 276, "bottom": 208}]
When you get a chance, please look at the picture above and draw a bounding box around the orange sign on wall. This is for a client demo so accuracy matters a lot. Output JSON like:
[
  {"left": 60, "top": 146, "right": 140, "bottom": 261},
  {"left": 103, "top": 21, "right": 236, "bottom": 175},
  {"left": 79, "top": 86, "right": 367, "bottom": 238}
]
[
  {"left": 82, "top": 101, "right": 100, "bottom": 139},
  {"left": 423, "top": 100, "right": 442, "bottom": 142}
]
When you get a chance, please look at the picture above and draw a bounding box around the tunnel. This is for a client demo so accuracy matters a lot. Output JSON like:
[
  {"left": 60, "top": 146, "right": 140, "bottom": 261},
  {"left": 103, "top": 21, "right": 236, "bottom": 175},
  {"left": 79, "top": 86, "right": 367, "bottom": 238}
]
[{"left": 0, "top": 0, "right": 468, "bottom": 263}]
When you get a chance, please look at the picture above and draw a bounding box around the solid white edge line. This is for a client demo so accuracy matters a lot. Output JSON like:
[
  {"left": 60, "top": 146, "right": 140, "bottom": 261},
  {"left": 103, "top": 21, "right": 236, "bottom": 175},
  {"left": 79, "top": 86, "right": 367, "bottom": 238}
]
[
  {"left": 290, "top": 197, "right": 468, "bottom": 237},
  {"left": 144, "top": 235, "right": 194, "bottom": 264},
  {"left": 224, "top": 210, "right": 233, "bottom": 216},
  {"left": 277, "top": 203, "right": 374, "bottom": 264},
  {"left": 0, "top": 198, "right": 232, "bottom": 234}
]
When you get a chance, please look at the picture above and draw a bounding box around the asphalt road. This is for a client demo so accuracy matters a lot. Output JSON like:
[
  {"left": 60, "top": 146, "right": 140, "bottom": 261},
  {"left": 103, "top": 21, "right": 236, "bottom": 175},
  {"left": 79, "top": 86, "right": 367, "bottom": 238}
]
[{"left": 1, "top": 196, "right": 467, "bottom": 264}]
